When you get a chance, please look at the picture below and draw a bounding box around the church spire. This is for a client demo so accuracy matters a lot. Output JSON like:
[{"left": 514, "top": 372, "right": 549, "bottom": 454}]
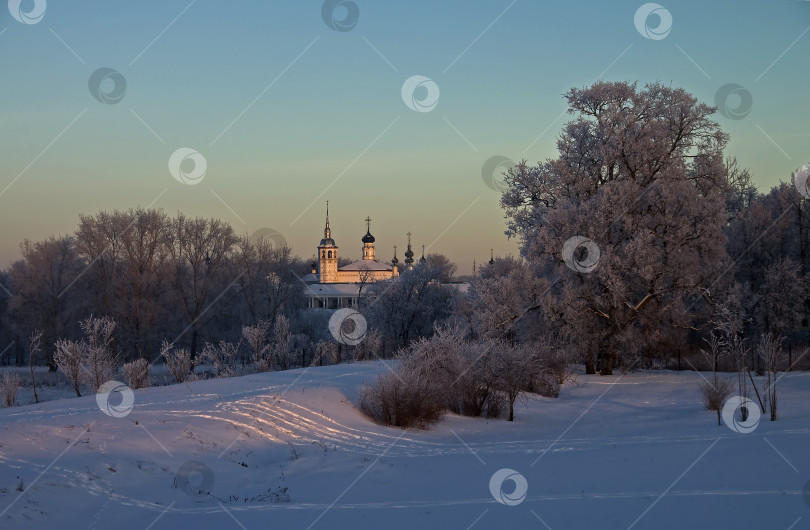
[
  {"left": 419, "top": 244, "right": 426, "bottom": 263},
  {"left": 323, "top": 201, "right": 331, "bottom": 240},
  {"left": 489, "top": 248, "right": 494, "bottom": 265}
]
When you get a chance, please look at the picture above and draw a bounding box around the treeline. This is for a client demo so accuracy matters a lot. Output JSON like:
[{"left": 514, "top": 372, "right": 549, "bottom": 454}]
[{"left": 0, "top": 209, "right": 309, "bottom": 368}]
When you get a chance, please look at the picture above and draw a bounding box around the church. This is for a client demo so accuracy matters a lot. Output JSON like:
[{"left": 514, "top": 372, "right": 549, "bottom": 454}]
[{"left": 303, "top": 203, "right": 421, "bottom": 309}]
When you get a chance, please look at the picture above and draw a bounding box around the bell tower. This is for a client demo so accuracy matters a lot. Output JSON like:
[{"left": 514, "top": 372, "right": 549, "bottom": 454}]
[{"left": 317, "top": 201, "right": 339, "bottom": 283}]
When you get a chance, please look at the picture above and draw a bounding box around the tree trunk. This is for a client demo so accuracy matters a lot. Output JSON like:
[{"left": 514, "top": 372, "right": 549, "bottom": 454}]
[
  {"left": 585, "top": 351, "right": 595, "bottom": 374},
  {"left": 190, "top": 328, "right": 198, "bottom": 365}
]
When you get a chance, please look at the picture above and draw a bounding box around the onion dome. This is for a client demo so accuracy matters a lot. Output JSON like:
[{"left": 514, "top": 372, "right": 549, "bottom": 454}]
[
  {"left": 404, "top": 232, "right": 415, "bottom": 265},
  {"left": 362, "top": 216, "right": 375, "bottom": 244}
]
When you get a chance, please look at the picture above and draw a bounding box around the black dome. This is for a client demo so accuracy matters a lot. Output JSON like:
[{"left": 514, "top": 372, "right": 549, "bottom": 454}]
[{"left": 362, "top": 230, "right": 375, "bottom": 244}]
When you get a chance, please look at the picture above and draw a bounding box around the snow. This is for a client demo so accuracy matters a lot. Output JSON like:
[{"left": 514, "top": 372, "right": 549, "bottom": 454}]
[{"left": 1, "top": 362, "right": 809, "bottom": 529}]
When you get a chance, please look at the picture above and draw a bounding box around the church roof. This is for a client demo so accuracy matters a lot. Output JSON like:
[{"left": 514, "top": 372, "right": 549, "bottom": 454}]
[
  {"left": 339, "top": 259, "right": 393, "bottom": 272},
  {"left": 304, "top": 283, "right": 363, "bottom": 297}
]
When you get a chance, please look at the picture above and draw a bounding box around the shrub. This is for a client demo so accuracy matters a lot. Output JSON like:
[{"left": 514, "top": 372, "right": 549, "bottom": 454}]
[
  {"left": 354, "top": 330, "right": 383, "bottom": 361},
  {"left": 1, "top": 373, "right": 21, "bottom": 407},
  {"left": 78, "top": 316, "right": 119, "bottom": 393},
  {"left": 123, "top": 358, "right": 150, "bottom": 389},
  {"left": 160, "top": 340, "right": 195, "bottom": 383},
  {"left": 701, "top": 377, "right": 734, "bottom": 412},
  {"left": 243, "top": 320, "right": 271, "bottom": 372},
  {"left": 54, "top": 339, "right": 84, "bottom": 397},
  {"left": 199, "top": 341, "right": 240, "bottom": 378},
  {"left": 359, "top": 370, "right": 444, "bottom": 429}
]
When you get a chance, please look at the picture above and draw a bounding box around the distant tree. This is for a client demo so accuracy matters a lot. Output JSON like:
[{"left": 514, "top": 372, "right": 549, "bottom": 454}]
[
  {"left": 8, "top": 236, "right": 86, "bottom": 369},
  {"left": 75, "top": 209, "right": 173, "bottom": 361},
  {"left": 232, "top": 234, "right": 304, "bottom": 327},
  {"left": 425, "top": 253, "right": 457, "bottom": 283},
  {"left": 364, "top": 262, "right": 456, "bottom": 347},
  {"left": 463, "top": 256, "right": 550, "bottom": 341},
  {"left": 756, "top": 258, "right": 805, "bottom": 339},
  {"left": 168, "top": 214, "right": 239, "bottom": 359}
]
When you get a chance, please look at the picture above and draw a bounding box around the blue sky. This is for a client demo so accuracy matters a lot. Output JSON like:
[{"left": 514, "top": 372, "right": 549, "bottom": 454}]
[{"left": 1, "top": 0, "right": 808, "bottom": 272}]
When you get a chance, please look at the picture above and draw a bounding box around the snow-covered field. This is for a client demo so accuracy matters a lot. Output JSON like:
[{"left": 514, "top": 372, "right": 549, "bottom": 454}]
[{"left": 1, "top": 362, "right": 809, "bottom": 529}]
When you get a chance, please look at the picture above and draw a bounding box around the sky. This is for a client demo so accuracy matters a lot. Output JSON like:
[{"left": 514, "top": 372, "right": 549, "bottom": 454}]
[{"left": 1, "top": 0, "right": 808, "bottom": 274}]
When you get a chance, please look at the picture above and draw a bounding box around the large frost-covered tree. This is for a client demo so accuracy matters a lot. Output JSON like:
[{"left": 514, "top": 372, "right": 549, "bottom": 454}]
[{"left": 501, "top": 81, "right": 732, "bottom": 374}]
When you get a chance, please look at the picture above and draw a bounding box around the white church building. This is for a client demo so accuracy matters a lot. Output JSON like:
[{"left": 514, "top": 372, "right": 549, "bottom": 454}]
[{"left": 301, "top": 204, "right": 410, "bottom": 309}]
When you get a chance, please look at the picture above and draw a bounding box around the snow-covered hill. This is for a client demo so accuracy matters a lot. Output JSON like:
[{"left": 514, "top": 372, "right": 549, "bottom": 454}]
[{"left": 1, "top": 362, "right": 809, "bottom": 529}]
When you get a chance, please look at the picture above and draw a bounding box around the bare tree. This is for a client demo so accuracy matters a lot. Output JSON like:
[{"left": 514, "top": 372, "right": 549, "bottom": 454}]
[
  {"left": 7, "top": 236, "right": 86, "bottom": 369},
  {"left": 699, "top": 331, "right": 733, "bottom": 425},
  {"left": 28, "top": 330, "right": 43, "bottom": 403},
  {"left": 271, "top": 315, "right": 292, "bottom": 370},
  {"left": 168, "top": 214, "right": 239, "bottom": 359},
  {"left": 491, "top": 342, "right": 539, "bottom": 422},
  {"left": 758, "top": 333, "right": 785, "bottom": 421},
  {"left": 231, "top": 235, "right": 304, "bottom": 326}
]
